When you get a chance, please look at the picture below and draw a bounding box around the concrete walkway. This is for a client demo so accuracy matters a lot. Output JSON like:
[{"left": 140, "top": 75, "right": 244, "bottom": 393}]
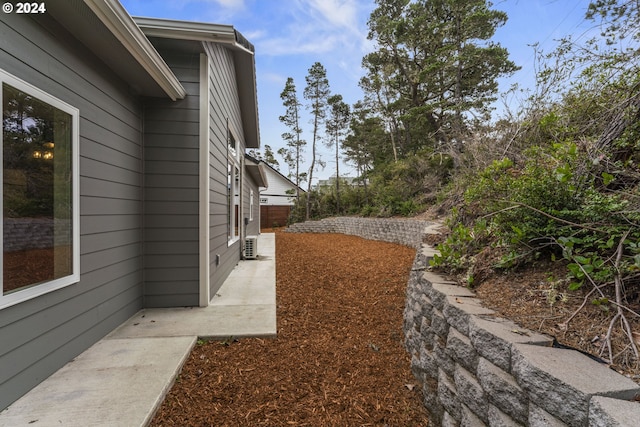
[{"left": 0, "top": 233, "right": 276, "bottom": 427}]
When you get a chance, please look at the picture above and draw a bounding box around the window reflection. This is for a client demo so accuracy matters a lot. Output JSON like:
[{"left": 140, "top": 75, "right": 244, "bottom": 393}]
[{"left": 3, "top": 83, "right": 73, "bottom": 294}]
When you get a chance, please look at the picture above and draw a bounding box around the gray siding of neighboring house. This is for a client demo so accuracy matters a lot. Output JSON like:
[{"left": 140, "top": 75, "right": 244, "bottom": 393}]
[
  {"left": 0, "top": 14, "right": 145, "bottom": 410},
  {"left": 204, "top": 43, "right": 245, "bottom": 296},
  {"left": 142, "top": 40, "right": 201, "bottom": 308}
]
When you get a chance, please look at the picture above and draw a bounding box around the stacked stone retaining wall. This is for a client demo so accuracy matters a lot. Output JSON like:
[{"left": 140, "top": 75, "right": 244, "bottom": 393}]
[
  {"left": 287, "top": 217, "right": 640, "bottom": 425},
  {"left": 285, "top": 217, "right": 428, "bottom": 248}
]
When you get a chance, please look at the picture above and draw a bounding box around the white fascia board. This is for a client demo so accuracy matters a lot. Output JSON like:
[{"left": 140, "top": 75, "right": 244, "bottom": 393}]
[
  {"left": 133, "top": 17, "right": 252, "bottom": 54},
  {"left": 83, "top": 0, "right": 186, "bottom": 101},
  {"left": 258, "top": 163, "right": 269, "bottom": 189}
]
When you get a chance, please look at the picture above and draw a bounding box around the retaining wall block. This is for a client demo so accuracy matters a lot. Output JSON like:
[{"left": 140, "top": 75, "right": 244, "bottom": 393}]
[
  {"left": 442, "top": 295, "right": 495, "bottom": 336},
  {"left": 438, "top": 368, "right": 462, "bottom": 422},
  {"left": 405, "top": 329, "right": 422, "bottom": 361},
  {"left": 445, "top": 327, "right": 478, "bottom": 374},
  {"left": 528, "top": 404, "right": 568, "bottom": 427},
  {"left": 420, "top": 316, "right": 436, "bottom": 348},
  {"left": 512, "top": 343, "right": 640, "bottom": 426},
  {"left": 477, "top": 358, "right": 528, "bottom": 425},
  {"left": 419, "top": 342, "right": 439, "bottom": 380},
  {"left": 589, "top": 396, "right": 640, "bottom": 427},
  {"left": 431, "top": 308, "right": 450, "bottom": 339},
  {"left": 442, "top": 411, "right": 460, "bottom": 427},
  {"left": 455, "top": 364, "right": 489, "bottom": 423},
  {"left": 487, "top": 404, "right": 525, "bottom": 427},
  {"left": 424, "top": 376, "right": 445, "bottom": 424},
  {"left": 419, "top": 293, "right": 434, "bottom": 323},
  {"left": 410, "top": 353, "right": 426, "bottom": 383},
  {"left": 468, "top": 316, "right": 553, "bottom": 373},
  {"left": 461, "top": 403, "right": 488, "bottom": 427},
  {"left": 434, "top": 338, "right": 456, "bottom": 378},
  {"left": 428, "top": 282, "right": 475, "bottom": 312}
]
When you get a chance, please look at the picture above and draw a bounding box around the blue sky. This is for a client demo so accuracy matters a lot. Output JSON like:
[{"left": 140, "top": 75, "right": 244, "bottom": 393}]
[{"left": 120, "top": 0, "right": 595, "bottom": 182}]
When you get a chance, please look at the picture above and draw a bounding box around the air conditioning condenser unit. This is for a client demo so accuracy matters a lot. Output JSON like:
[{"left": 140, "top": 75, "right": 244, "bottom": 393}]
[{"left": 245, "top": 236, "right": 258, "bottom": 259}]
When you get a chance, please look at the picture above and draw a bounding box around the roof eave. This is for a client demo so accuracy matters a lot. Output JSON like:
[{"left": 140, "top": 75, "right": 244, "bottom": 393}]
[
  {"left": 83, "top": 0, "right": 186, "bottom": 101},
  {"left": 134, "top": 16, "right": 260, "bottom": 149},
  {"left": 246, "top": 162, "right": 269, "bottom": 188},
  {"left": 134, "top": 17, "right": 238, "bottom": 46}
]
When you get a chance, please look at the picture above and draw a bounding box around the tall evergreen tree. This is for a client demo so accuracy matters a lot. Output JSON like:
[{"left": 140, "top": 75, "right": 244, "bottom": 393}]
[
  {"left": 248, "top": 144, "right": 280, "bottom": 170},
  {"left": 326, "top": 94, "right": 350, "bottom": 213},
  {"left": 303, "top": 62, "right": 331, "bottom": 220},
  {"left": 343, "top": 101, "right": 388, "bottom": 204},
  {"left": 278, "top": 77, "right": 306, "bottom": 200},
  {"left": 363, "top": 0, "right": 519, "bottom": 156}
]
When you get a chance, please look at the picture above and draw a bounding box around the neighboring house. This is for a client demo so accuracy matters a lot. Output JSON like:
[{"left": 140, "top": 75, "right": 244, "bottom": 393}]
[
  {"left": 244, "top": 154, "right": 269, "bottom": 231},
  {"left": 315, "top": 176, "right": 367, "bottom": 189},
  {"left": 255, "top": 158, "right": 306, "bottom": 228},
  {"left": 0, "top": 0, "right": 266, "bottom": 410}
]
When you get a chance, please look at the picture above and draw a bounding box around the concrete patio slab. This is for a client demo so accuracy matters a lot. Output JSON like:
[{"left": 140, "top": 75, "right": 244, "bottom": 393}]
[
  {"left": 0, "top": 337, "right": 196, "bottom": 427},
  {"left": 111, "top": 304, "right": 276, "bottom": 339},
  {"left": 0, "top": 233, "right": 276, "bottom": 427}
]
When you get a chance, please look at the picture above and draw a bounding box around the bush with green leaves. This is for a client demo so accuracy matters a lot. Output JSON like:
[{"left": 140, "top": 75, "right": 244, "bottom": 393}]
[
  {"left": 432, "top": 138, "right": 640, "bottom": 295},
  {"left": 431, "top": 212, "right": 490, "bottom": 279}
]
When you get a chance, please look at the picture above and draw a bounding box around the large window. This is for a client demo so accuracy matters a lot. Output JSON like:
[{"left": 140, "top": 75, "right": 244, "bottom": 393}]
[{"left": 1, "top": 69, "right": 79, "bottom": 309}]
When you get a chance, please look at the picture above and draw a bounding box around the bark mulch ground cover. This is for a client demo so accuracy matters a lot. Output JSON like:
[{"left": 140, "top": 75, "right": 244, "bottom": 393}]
[{"left": 150, "top": 231, "right": 429, "bottom": 426}]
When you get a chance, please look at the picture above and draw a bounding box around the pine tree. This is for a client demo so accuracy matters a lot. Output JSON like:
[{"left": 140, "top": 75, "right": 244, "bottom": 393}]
[
  {"left": 303, "top": 62, "right": 330, "bottom": 220},
  {"left": 278, "top": 77, "right": 306, "bottom": 201},
  {"left": 363, "top": 0, "right": 519, "bottom": 157},
  {"left": 326, "top": 94, "right": 350, "bottom": 213}
]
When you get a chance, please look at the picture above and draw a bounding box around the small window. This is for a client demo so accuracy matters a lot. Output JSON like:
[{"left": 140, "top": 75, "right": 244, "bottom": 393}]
[
  {"left": 228, "top": 132, "right": 237, "bottom": 158},
  {"left": 1, "top": 69, "right": 79, "bottom": 309},
  {"left": 249, "top": 189, "right": 254, "bottom": 221}
]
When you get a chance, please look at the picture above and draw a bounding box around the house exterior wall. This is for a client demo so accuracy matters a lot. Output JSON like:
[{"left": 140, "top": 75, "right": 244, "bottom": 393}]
[
  {"left": 143, "top": 42, "right": 201, "bottom": 308},
  {"left": 203, "top": 42, "right": 246, "bottom": 297},
  {"left": 259, "top": 165, "right": 301, "bottom": 228},
  {"left": 0, "top": 14, "right": 145, "bottom": 410},
  {"left": 260, "top": 166, "right": 298, "bottom": 206},
  {"left": 245, "top": 176, "right": 261, "bottom": 236}
]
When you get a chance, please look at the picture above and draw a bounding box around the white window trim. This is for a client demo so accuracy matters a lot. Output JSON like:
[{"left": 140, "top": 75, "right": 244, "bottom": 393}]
[
  {"left": 249, "top": 189, "right": 254, "bottom": 221},
  {"left": 0, "top": 68, "right": 80, "bottom": 310},
  {"left": 227, "top": 122, "right": 241, "bottom": 246}
]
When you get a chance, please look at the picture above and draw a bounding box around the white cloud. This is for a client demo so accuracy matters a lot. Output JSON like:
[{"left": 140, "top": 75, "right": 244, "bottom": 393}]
[
  {"left": 308, "top": 0, "right": 359, "bottom": 28},
  {"left": 242, "top": 29, "right": 267, "bottom": 40},
  {"left": 259, "top": 71, "right": 287, "bottom": 84},
  {"left": 204, "top": 0, "right": 246, "bottom": 11},
  {"left": 259, "top": 33, "right": 342, "bottom": 56},
  {"left": 255, "top": 0, "right": 372, "bottom": 58}
]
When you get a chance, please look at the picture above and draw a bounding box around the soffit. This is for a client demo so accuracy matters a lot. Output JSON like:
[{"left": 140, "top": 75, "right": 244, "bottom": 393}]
[{"left": 45, "top": 0, "right": 185, "bottom": 100}]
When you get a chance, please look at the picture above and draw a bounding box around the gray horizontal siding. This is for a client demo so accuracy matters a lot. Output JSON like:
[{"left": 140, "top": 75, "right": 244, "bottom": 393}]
[
  {"left": 80, "top": 215, "right": 140, "bottom": 235},
  {"left": 204, "top": 42, "right": 247, "bottom": 296},
  {"left": 142, "top": 45, "right": 201, "bottom": 308},
  {"left": 0, "top": 13, "right": 145, "bottom": 410}
]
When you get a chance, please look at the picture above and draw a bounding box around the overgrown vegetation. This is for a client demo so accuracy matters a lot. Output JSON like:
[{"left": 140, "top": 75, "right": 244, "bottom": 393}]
[
  {"left": 255, "top": 0, "right": 640, "bottom": 367},
  {"left": 429, "top": 0, "right": 640, "bottom": 366}
]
